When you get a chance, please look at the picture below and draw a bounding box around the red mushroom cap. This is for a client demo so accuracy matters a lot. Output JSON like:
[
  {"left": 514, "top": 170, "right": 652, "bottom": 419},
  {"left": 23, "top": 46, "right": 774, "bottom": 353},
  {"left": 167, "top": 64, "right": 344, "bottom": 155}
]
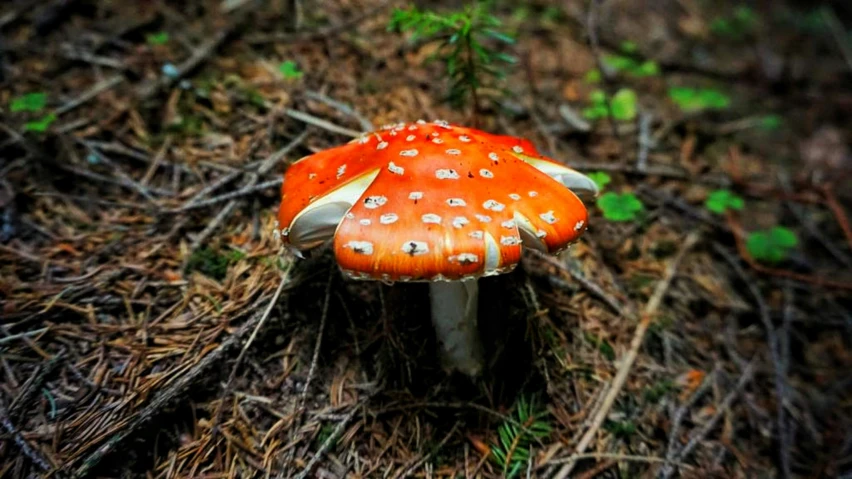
[{"left": 277, "top": 120, "right": 597, "bottom": 282}]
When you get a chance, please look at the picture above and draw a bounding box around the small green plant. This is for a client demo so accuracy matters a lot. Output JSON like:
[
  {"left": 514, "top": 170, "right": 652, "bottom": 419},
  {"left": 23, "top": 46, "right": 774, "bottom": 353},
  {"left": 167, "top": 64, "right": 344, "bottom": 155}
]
[
  {"left": 10, "top": 92, "right": 47, "bottom": 112},
  {"left": 491, "top": 395, "right": 552, "bottom": 478},
  {"left": 583, "top": 332, "right": 615, "bottom": 361},
  {"left": 278, "top": 60, "right": 304, "bottom": 80},
  {"left": 146, "top": 31, "right": 170, "bottom": 46},
  {"left": 759, "top": 114, "right": 783, "bottom": 131},
  {"left": 597, "top": 191, "right": 644, "bottom": 221},
  {"left": 600, "top": 54, "right": 659, "bottom": 78},
  {"left": 604, "top": 419, "right": 637, "bottom": 438},
  {"left": 314, "top": 423, "right": 338, "bottom": 449},
  {"left": 583, "top": 68, "right": 602, "bottom": 84},
  {"left": 668, "top": 86, "right": 730, "bottom": 112},
  {"left": 585, "top": 40, "right": 659, "bottom": 81},
  {"left": 705, "top": 189, "right": 744, "bottom": 215},
  {"left": 10, "top": 90, "right": 55, "bottom": 132},
  {"left": 583, "top": 89, "right": 637, "bottom": 121},
  {"left": 587, "top": 171, "right": 612, "bottom": 191},
  {"left": 746, "top": 226, "right": 798, "bottom": 264},
  {"left": 24, "top": 113, "right": 56, "bottom": 133},
  {"left": 186, "top": 247, "right": 232, "bottom": 280},
  {"left": 388, "top": 3, "right": 516, "bottom": 117},
  {"left": 644, "top": 379, "right": 675, "bottom": 403},
  {"left": 620, "top": 40, "right": 638, "bottom": 53},
  {"left": 711, "top": 6, "right": 758, "bottom": 39}
]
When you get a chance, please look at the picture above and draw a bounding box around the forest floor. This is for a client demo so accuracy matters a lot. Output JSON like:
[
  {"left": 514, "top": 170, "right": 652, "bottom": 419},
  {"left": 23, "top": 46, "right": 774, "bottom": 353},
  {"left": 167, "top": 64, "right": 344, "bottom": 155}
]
[{"left": 1, "top": 0, "right": 851, "bottom": 478}]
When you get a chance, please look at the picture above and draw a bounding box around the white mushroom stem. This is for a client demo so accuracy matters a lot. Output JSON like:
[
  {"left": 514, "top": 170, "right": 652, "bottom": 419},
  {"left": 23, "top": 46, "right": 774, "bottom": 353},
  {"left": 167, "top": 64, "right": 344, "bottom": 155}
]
[{"left": 428, "top": 279, "right": 483, "bottom": 376}]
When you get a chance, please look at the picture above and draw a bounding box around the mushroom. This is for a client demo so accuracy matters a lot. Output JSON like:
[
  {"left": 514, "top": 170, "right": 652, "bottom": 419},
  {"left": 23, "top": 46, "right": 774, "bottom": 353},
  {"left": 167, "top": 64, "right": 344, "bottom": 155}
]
[{"left": 277, "top": 120, "right": 597, "bottom": 376}]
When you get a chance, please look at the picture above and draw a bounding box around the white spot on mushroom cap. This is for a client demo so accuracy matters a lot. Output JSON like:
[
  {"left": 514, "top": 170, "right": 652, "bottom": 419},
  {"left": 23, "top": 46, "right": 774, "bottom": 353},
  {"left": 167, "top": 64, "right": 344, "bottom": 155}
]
[
  {"left": 446, "top": 148, "right": 461, "bottom": 155},
  {"left": 452, "top": 216, "right": 470, "bottom": 228},
  {"left": 345, "top": 212, "right": 355, "bottom": 219},
  {"left": 475, "top": 214, "right": 492, "bottom": 223},
  {"left": 432, "top": 138, "right": 444, "bottom": 144},
  {"left": 406, "top": 134, "right": 416, "bottom": 141},
  {"left": 380, "top": 213, "right": 399, "bottom": 224},
  {"left": 536, "top": 229, "right": 547, "bottom": 238},
  {"left": 469, "top": 230, "right": 484, "bottom": 239},
  {"left": 488, "top": 152, "right": 499, "bottom": 162},
  {"left": 480, "top": 169, "right": 494, "bottom": 178},
  {"left": 359, "top": 219, "right": 371, "bottom": 226},
  {"left": 344, "top": 240, "right": 374, "bottom": 255},
  {"left": 500, "top": 236, "right": 522, "bottom": 246},
  {"left": 509, "top": 193, "right": 521, "bottom": 201},
  {"left": 336, "top": 165, "right": 347, "bottom": 179},
  {"left": 402, "top": 241, "right": 429, "bottom": 256},
  {"left": 540, "top": 211, "right": 558, "bottom": 224},
  {"left": 422, "top": 213, "right": 442, "bottom": 224},
  {"left": 574, "top": 220, "right": 585, "bottom": 231},
  {"left": 450, "top": 253, "right": 479, "bottom": 265},
  {"left": 308, "top": 173, "right": 317, "bottom": 180},
  {"left": 364, "top": 196, "right": 388, "bottom": 209},
  {"left": 483, "top": 200, "right": 505, "bottom": 212},
  {"left": 501, "top": 220, "right": 516, "bottom": 229},
  {"left": 400, "top": 149, "right": 419, "bottom": 157},
  {"left": 377, "top": 141, "right": 388, "bottom": 150},
  {"left": 388, "top": 162, "right": 404, "bottom": 175},
  {"left": 409, "top": 191, "right": 424, "bottom": 200},
  {"left": 436, "top": 169, "right": 460, "bottom": 180},
  {"left": 459, "top": 135, "right": 471, "bottom": 142},
  {"left": 529, "top": 191, "right": 538, "bottom": 197},
  {"left": 512, "top": 145, "right": 524, "bottom": 153},
  {"left": 447, "top": 198, "right": 466, "bottom": 207}
]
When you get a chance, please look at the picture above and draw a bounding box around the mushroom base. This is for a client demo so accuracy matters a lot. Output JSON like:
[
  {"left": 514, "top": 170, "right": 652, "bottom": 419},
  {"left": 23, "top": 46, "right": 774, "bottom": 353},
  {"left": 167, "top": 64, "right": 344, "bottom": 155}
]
[{"left": 428, "top": 279, "right": 483, "bottom": 377}]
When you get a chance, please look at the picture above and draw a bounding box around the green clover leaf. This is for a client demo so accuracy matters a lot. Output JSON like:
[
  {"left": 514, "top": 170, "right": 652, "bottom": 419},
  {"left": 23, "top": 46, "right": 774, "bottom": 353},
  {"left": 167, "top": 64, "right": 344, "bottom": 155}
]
[
  {"left": 583, "top": 89, "right": 637, "bottom": 121},
  {"left": 146, "top": 31, "right": 169, "bottom": 46},
  {"left": 597, "top": 192, "right": 644, "bottom": 222},
  {"left": 610, "top": 89, "right": 637, "bottom": 120},
  {"left": 587, "top": 171, "right": 612, "bottom": 191},
  {"left": 704, "top": 189, "right": 744, "bottom": 215},
  {"left": 24, "top": 113, "right": 56, "bottom": 133},
  {"left": 583, "top": 68, "right": 602, "bottom": 84},
  {"left": 760, "top": 115, "right": 782, "bottom": 131},
  {"left": 668, "top": 87, "right": 730, "bottom": 112},
  {"left": 11, "top": 92, "right": 47, "bottom": 113},
  {"left": 278, "top": 60, "right": 304, "bottom": 80},
  {"left": 746, "top": 226, "right": 798, "bottom": 263}
]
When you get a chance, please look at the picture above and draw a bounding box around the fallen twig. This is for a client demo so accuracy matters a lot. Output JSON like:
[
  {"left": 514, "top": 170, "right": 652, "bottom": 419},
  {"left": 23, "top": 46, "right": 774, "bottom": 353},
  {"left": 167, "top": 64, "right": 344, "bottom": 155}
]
[
  {"left": 659, "top": 361, "right": 757, "bottom": 478},
  {"left": 292, "top": 392, "right": 375, "bottom": 479},
  {"left": 662, "top": 368, "right": 716, "bottom": 471},
  {"left": 55, "top": 75, "right": 125, "bottom": 116},
  {"left": 393, "top": 422, "right": 459, "bottom": 479},
  {"left": 283, "top": 108, "right": 362, "bottom": 137},
  {"left": 71, "top": 293, "right": 276, "bottom": 477},
  {"left": 304, "top": 90, "right": 374, "bottom": 132},
  {"left": 553, "top": 231, "right": 700, "bottom": 479},
  {"left": 211, "top": 270, "right": 290, "bottom": 433},
  {"left": 136, "top": 11, "right": 249, "bottom": 100},
  {"left": 0, "top": 395, "right": 54, "bottom": 473},
  {"left": 246, "top": 1, "right": 394, "bottom": 45}
]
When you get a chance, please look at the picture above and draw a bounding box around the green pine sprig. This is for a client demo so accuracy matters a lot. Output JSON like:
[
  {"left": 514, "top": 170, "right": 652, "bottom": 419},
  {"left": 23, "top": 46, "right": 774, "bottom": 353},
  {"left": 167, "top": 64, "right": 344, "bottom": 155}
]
[
  {"left": 388, "top": 2, "right": 516, "bottom": 122},
  {"left": 491, "top": 395, "right": 552, "bottom": 477}
]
